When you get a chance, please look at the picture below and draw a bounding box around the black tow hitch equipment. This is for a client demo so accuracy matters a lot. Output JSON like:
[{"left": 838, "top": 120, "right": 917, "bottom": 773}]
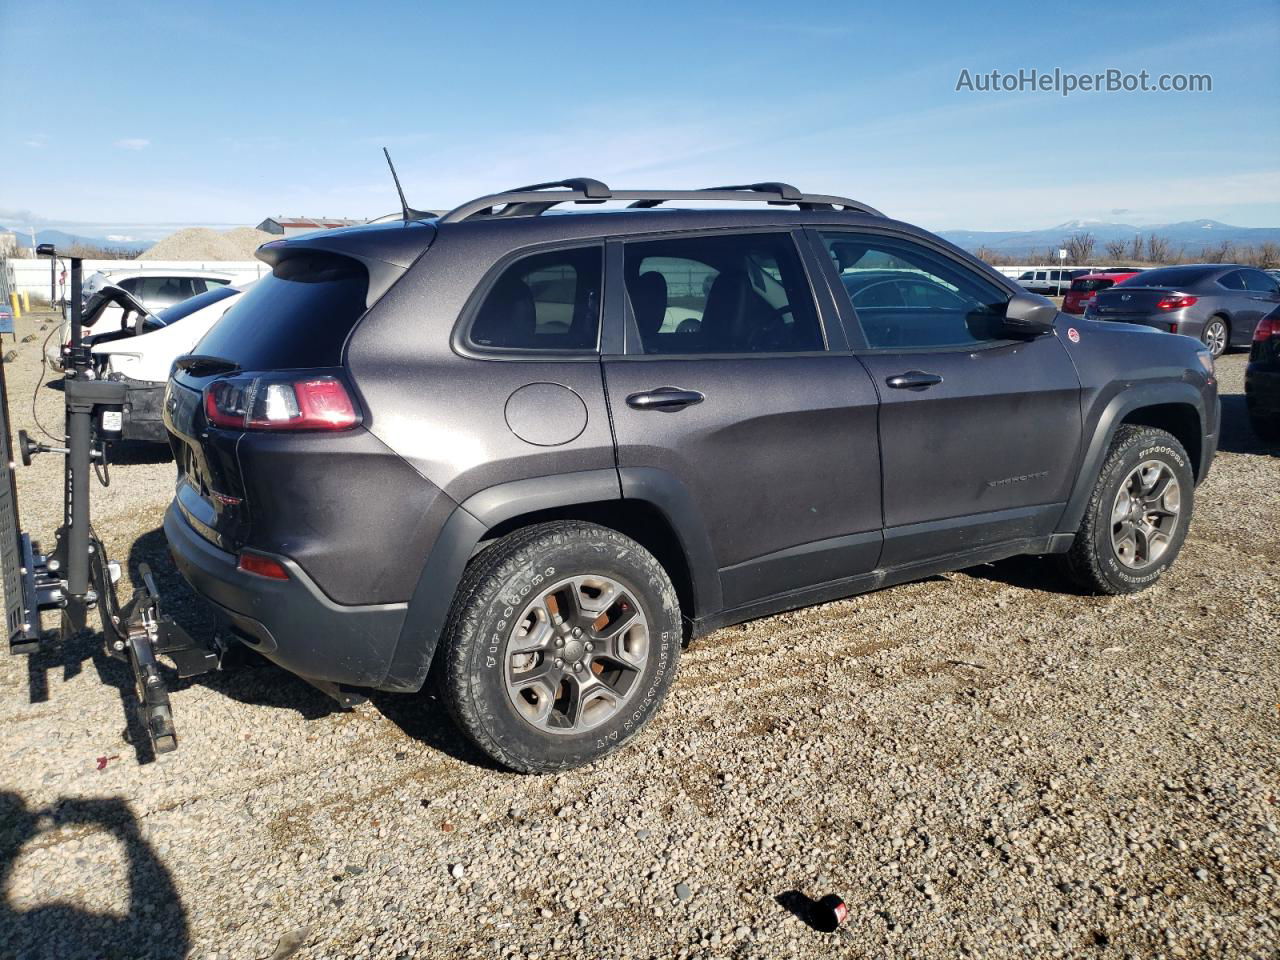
[{"left": 2, "top": 245, "right": 219, "bottom": 754}]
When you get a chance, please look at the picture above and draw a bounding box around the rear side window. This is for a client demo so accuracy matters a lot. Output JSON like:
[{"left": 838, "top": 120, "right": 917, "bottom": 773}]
[
  {"left": 468, "top": 246, "right": 602, "bottom": 352},
  {"left": 193, "top": 254, "right": 368, "bottom": 369},
  {"left": 1217, "top": 271, "right": 1246, "bottom": 291},
  {"left": 623, "top": 232, "right": 823, "bottom": 354}
]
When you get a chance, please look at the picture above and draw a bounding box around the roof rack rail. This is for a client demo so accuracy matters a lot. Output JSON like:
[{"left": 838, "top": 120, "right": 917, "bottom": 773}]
[{"left": 440, "top": 180, "right": 883, "bottom": 223}]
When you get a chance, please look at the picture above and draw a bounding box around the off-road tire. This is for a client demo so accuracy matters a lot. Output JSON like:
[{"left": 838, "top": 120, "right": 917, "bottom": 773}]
[
  {"left": 1060, "top": 425, "right": 1194, "bottom": 595},
  {"left": 440, "top": 521, "right": 682, "bottom": 773}
]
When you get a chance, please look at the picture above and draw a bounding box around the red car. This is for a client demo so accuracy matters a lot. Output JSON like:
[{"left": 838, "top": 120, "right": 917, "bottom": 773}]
[{"left": 1061, "top": 269, "right": 1142, "bottom": 315}]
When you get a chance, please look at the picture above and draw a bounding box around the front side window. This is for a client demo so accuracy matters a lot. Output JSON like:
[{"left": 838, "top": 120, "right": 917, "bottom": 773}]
[
  {"left": 623, "top": 232, "right": 823, "bottom": 354},
  {"left": 469, "top": 246, "right": 602, "bottom": 351},
  {"left": 820, "top": 231, "right": 1011, "bottom": 349}
]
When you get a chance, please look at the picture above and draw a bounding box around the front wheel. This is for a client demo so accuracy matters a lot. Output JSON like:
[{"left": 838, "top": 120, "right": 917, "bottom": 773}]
[
  {"left": 1200, "top": 317, "right": 1229, "bottom": 357},
  {"left": 1060, "top": 426, "right": 1195, "bottom": 595},
  {"left": 440, "top": 521, "right": 682, "bottom": 773}
]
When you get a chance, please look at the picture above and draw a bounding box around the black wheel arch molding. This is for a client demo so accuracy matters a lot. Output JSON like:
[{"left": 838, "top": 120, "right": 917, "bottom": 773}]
[
  {"left": 1057, "top": 380, "right": 1215, "bottom": 537},
  {"left": 380, "top": 466, "right": 722, "bottom": 692}
]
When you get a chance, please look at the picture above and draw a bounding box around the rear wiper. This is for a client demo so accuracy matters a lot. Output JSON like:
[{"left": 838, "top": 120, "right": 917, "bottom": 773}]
[{"left": 174, "top": 354, "right": 241, "bottom": 375}]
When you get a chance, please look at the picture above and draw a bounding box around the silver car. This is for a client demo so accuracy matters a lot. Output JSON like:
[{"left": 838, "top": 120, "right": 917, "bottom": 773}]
[{"left": 1088, "top": 264, "right": 1280, "bottom": 357}]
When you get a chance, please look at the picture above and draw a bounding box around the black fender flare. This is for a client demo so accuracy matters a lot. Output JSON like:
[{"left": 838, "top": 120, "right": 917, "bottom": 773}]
[
  {"left": 1056, "top": 381, "right": 1207, "bottom": 535},
  {"left": 379, "top": 467, "right": 722, "bottom": 692}
]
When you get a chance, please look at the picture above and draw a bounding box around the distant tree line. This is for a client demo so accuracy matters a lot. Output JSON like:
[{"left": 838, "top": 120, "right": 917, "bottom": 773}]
[{"left": 976, "top": 233, "right": 1280, "bottom": 269}]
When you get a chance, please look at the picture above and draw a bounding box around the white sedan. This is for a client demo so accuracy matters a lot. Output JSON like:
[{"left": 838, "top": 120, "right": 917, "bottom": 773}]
[{"left": 88, "top": 283, "right": 248, "bottom": 441}]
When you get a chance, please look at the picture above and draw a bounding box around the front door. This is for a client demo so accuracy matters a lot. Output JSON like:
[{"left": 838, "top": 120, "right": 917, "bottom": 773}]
[
  {"left": 813, "top": 228, "right": 1083, "bottom": 568},
  {"left": 603, "top": 229, "right": 883, "bottom": 611}
]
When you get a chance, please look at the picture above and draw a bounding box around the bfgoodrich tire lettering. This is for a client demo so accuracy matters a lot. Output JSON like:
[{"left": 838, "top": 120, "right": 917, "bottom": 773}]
[
  {"left": 1061, "top": 425, "right": 1195, "bottom": 595},
  {"left": 440, "top": 521, "right": 682, "bottom": 773}
]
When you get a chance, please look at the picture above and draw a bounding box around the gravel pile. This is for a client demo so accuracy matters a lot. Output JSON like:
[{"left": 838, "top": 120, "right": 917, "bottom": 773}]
[
  {"left": 139, "top": 226, "right": 273, "bottom": 261},
  {"left": 1, "top": 311, "right": 1276, "bottom": 959}
]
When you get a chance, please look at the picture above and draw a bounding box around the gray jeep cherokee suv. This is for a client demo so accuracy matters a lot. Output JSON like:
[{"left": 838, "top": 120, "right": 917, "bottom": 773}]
[{"left": 162, "top": 179, "right": 1219, "bottom": 772}]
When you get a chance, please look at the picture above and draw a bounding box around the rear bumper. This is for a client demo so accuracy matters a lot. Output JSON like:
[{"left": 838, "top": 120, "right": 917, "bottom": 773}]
[
  {"left": 1091, "top": 313, "right": 1199, "bottom": 336},
  {"left": 1246, "top": 365, "right": 1280, "bottom": 416},
  {"left": 164, "top": 502, "right": 408, "bottom": 688}
]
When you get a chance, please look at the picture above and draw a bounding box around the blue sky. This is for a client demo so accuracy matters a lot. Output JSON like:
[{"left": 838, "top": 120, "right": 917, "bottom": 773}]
[{"left": 2, "top": 0, "right": 1278, "bottom": 240}]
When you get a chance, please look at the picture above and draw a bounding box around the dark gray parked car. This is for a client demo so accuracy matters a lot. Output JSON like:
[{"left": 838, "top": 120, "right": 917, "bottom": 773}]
[
  {"left": 1088, "top": 264, "right": 1280, "bottom": 357},
  {"left": 161, "top": 180, "right": 1219, "bottom": 772}
]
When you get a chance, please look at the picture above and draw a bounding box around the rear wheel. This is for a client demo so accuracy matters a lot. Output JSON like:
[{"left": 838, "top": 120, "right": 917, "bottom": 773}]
[
  {"left": 1061, "top": 426, "right": 1194, "bottom": 595},
  {"left": 440, "top": 521, "right": 682, "bottom": 773},
  {"left": 1201, "top": 316, "right": 1229, "bottom": 357}
]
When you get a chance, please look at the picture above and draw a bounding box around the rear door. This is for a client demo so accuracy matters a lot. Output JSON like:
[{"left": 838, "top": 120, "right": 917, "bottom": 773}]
[
  {"left": 812, "top": 228, "right": 1083, "bottom": 567},
  {"left": 602, "top": 229, "right": 882, "bottom": 611}
]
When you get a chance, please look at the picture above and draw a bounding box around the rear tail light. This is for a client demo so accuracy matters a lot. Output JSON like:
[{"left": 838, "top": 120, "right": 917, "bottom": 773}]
[
  {"left": 204, "top": 373, "right": 360, "bottom": 431},
  {"left": 1156, "top": 295, "right": 1197, "bottom": 310},
  {"left": 1254, "top": 314, "right": 1279, "bottom": 342},
  {"left": 237, "top": 551, "right": 290, "bottom": 580}
]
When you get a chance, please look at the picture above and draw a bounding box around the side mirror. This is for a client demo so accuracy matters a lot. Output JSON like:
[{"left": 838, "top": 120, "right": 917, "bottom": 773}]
[{"left": 1002, "top": 291, "right": 1058, "bottom": 339}]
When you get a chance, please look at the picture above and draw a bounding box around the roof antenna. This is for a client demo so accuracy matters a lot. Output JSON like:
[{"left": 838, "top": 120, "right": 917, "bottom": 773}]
[{"left": 383, "top": 147, "right": 414, "bottom": 221}]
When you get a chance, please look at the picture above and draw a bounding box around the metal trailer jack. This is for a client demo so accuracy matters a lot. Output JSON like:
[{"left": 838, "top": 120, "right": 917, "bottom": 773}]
[{"left": 2, "top": 245, "right": 220, "bottom": 755}]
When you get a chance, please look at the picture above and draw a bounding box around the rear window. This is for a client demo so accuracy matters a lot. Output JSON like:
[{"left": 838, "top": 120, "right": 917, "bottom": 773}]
[
  {"left": 1116, "top": 266, "right": 1213, "bottom": 288},
  {"left": 154, "top": 285, "right": 238, "bottom": 327},
  {"left": 1071, "top": 278, "right": 1115, "bottom": 292},
  {"left": 192, "top": 254, "right": 368, "bottom": 370}
]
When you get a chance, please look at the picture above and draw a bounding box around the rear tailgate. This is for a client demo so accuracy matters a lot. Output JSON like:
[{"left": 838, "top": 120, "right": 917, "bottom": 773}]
[
  {"left": 165, "top": 376, "right": 247, "bottom": 551},
  {"left": 163, "top": 220, "right": 435, "bottom": 552}
]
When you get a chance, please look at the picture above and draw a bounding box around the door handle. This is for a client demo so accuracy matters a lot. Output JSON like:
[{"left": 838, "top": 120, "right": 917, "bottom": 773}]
[
  {"left": 886, "top": 371, "right": 943, "bottom": 390},
  {"left": 625, "top": 387, "right": 705, "bottom": 410}
]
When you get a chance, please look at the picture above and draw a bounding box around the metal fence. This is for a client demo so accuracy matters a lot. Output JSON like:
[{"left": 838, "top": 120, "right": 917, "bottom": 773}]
[{"left": 0, "top": 247, "right": 13, "bottom": 306}]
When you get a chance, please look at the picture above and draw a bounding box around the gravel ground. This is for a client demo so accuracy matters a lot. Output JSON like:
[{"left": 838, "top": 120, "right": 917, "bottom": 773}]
[{"left": 1, "top": 307, "right": 1277, "bottom": 960}]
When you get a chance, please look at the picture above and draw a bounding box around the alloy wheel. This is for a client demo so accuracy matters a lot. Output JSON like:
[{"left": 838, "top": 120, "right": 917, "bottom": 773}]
[
  {"left": 1110, "top": 459, "right": 1182, "bottom": 568},
  {"left": 503, "top": 575, "right": 649, "bottom": 734},
  {"left": 1202, "top": 319, "right": 1227, "bottom": 357}
]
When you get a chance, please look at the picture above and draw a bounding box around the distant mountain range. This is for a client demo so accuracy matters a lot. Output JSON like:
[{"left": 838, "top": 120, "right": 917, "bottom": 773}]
[
  {"left": 7, "top": 219, "right": 1279, "bottom": 261},
  {"left": 939, "top": 220, "right": 1280, "bottom": 258},
  {"left": 11, "top": 229, "right": 156, "bottom": 253}
]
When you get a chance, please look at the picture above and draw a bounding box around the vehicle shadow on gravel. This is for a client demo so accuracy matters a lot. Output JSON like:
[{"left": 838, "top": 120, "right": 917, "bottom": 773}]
[
  {"left": 1217, "top": 394, "right": 1278, "bottom": 457},
  {"left": 369, "top": 688, "right": 508, "bottom": 771},
  {"left": 960, "top": 554, "right": 1090, "bottom": 595},
  {"left": 0, "top": 792, "right": 190, "bottom": 959}
]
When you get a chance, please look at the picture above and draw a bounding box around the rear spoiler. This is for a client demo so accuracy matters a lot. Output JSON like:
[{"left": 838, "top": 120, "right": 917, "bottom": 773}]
[{"left": 255, "top": 220, "right": 437, "bottom": 307}]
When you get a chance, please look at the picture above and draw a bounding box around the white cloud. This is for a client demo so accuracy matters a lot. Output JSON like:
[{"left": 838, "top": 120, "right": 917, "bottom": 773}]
[
  {"left": 113, "top": 138, "right": 151, "bottom": 151},
  {"left": 21, "top": 135, "right": 46, "bottom": 148}
]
